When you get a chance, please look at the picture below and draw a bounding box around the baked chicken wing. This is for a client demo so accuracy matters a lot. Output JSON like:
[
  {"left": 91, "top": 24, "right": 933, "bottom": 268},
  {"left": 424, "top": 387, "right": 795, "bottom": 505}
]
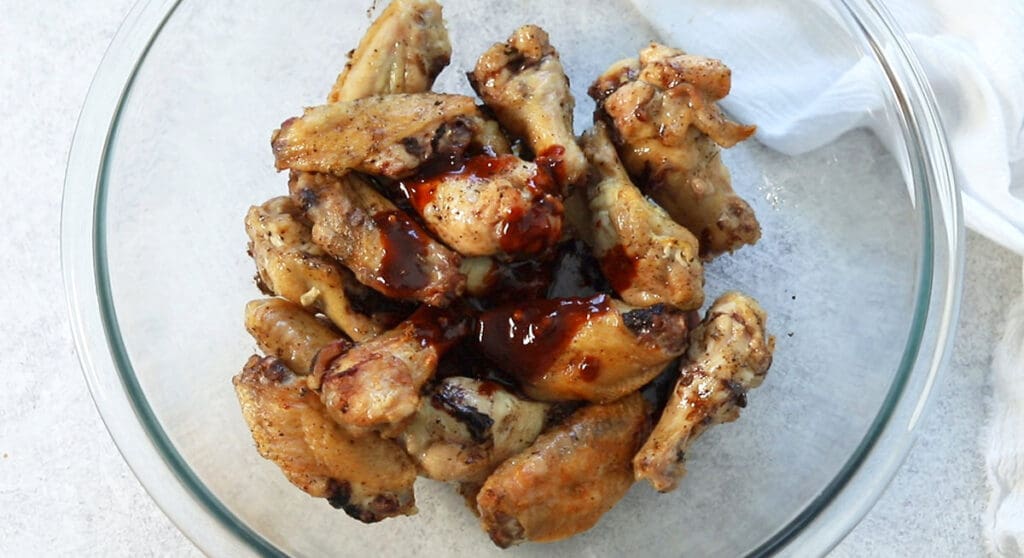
[
  {"left": 476, "top": 393, "right": 649, "bottom": 547},
  {"left": 290, "top": 171, "right": 465, "bottom": 307},
  {"left": 400, "top": 376, "right": 550, "bottom": 483},
  {"left": 244, "top": 298, "right": 346, "bottom": 374},
  {"left": 581, "top": 122, "right": 704, "bottom": 309},
  {"left": 233, "top": 355, "right": 417, "bottom": 522},
  {"left": 245, "top": 196, "right": 388, "bottom": 341},
  {"left": 469, "top": 25, "right": 587, "bottom": 193},
  {"left": 272, "top": 93, "right": 479, "bottom": 179},
  {"left": 591, "top": 44, "right": 759, "bottom": 258},
  {"left": 634, "top": 292, "right": 774, "bottom": 492},
  {"left": 327, "top": 0, "right": 451, "bottom": 103},
  {"left": 475, "top": 294, "right": 688, "bottom": 402},
  {"left": 397, "top": 154, "right": 563, "bottom": 257},
  {"left": 312, "top": 306, "right": 470, "bottom": 434}
]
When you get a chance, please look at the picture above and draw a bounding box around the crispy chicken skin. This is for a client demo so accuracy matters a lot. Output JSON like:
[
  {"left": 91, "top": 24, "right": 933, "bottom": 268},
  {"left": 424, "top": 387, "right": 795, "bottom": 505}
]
[
  {"left": 233, "top": 355, "right": 417, "bottom": 522},
  {"left": 581, "top": 122, "right": 704, "bottom": 309},
  {"left": 469, "top": 25, "right": 587, "bottom": 193},
  {"left": 245, "top": 196, "right": 387, "bottom": 341},
  {"left": 327, "top": 0, "right": 451, "bottom": 103},
  {"left": 400, "top": 376, "right": 550, "bottom": 483},
  {"left": 634, "top": 292, "right": 774, "bottom": 492},
  {"left": 476, "top": 393, "right": 649, "bottom": 547},
  {"left": 312, "top": 306, "right": 470, "bottom": 434},
  {"left": 272, "top": 93, "right": 479, "bottom": 178},
  {"left": 398, "top": 154, "right": 563, "bottom": 257},
  {"left": 290, "top": 171, "right": 465, "bottom": 307},
  {"left": 591, "top": 44, "right": 760, "bottom": 258},
  {"left": 475, "top": 294, "right": 688, "bottom": 403},
  {"left": 244, "top": 298, "right": 345, "bottom": 374}
]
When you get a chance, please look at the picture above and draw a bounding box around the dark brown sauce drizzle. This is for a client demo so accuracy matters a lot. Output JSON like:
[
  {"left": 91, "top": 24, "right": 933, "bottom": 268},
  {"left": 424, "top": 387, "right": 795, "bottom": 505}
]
[
  {"left": 398, "top": 154, "right": 564, "bottom": 256},
  {"left": 406, "top": 305, "right": 472, "bottom": 351},
  {"left": 534, "top": 145, "right": 568, "bottom": 193},
  {"left": 372, "top": 210, "right": 433, "bottom": 297},
  {"left": 397, "top": 154, "right": 519, "bottom": 214},
  {"left": 475, "top": 294, "right": 612, "bottom": 381},
  {"left": 472, "top": 257, "right": 556, "bottom": 310},
  {"left": 600, "top": 244, "right": 640, "bottom": 293},
  {"left": 576, "top": 356, "right": 601, "bottom": 382},
  {"left": 497, "top": 195, "right": 563, "bottom": 255}
]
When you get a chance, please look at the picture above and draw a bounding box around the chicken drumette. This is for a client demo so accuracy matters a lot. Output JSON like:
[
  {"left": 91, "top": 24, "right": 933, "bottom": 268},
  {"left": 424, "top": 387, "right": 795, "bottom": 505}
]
[
  {"left": 581, "top": 121, "right": 704, "bottom": 310},
  {"left": 634, "top": 292, "right": 774, "bottom": 492},
  {"left": 591, "top": 44, "right": 759, "bottom": 258},
  {"left": 397, "top": 154, "right": 564, "bottom": 257},
  {"left": 470, "top": 25, "right": 588, "bottom": 194}
]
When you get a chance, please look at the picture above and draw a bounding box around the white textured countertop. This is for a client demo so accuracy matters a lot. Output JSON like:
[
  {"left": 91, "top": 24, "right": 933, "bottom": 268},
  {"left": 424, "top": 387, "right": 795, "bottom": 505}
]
[{"left": 1, "top": 2, "right": 1019, "bottom": 556}]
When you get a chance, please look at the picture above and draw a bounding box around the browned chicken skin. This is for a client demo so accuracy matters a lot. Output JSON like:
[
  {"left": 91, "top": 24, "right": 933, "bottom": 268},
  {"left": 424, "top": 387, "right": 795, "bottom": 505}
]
[
  {"left": 312, "top": 306, "right": 470, "bottom": 435},
  {"left": 400, "top": 376, "right": 550, "bottom": 483},
  {"left": 397, "top": 154, "right": 564, "bottom": 257},
  {"left": 476, "top": 393, "right": 649, "bottom": 547},
  {"left": 634, "top": 292, "right": 774, "bottom": 492},
  {"left": 475, "top": 294, "right": 689, "bottom": 403},
  {"left": 244, "top": 298, "right": 346, "bottom": 375},
  {"left": 327, "top": 0, "right": 452, "bottom": 103},
  {"left": 290, "top": 171, "right": 465, "bottom": 307},
  {"left": 272, "top": 93, "right": 481, "bottom": 178},
  {"left": 470, "top": 25, "right": 588, "bottom": 194},
  {"left": 581, "top": 122, "right": 704, "bottom": 309},
  {"left": 244, "top": 196, "right": 389, "bottom": 341},
  {"left": 592, "top": 44, "right": 760, "bottom": 258},
  {"left": 238, "top": 2, "right": 775, "bottom": 543},
  {"left": 233, "top": 355, "right": 417, "bottom": 522}
]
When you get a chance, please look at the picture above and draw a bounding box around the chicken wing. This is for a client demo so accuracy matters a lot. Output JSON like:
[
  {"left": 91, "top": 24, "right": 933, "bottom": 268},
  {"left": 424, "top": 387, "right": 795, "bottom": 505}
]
[
  {"left": 327, "top": 0, "right": 451, "bottom": 103},
  {"left": 233, "top": 355, "right": 417, "bottom": 522},
  {"left": 469, "top": 25, "right": 587, "bottom": 193},
  {"left": 475, "top": 294, "right": 688, "bottom": 403},
  {"left": 592, "top": 44, "right": 760, "bottom": 258},
  {"left": 244, "top": 298, "right": 346, "bottom": 374},
  {"left": 581, "top": 122, "right": 704, "bottom": 309},
  {"left": 290, "top": 171, "right": 465, "bottom": 307},
  {"left": 245, "top": 196, "right": 388, "bottom": 341},
  {"left": 476, "top": 393, "right": 649, "bottom": 547},
  {"left": 400, "top": 376, "right": 550, "bottom": 483},
  {"left": 634, "top": 292, "right": 774, "bottom": 492},
  {"left": 312, "top": 306, "right": 470, "bottom": 434},
  {"left": 397, "top": 154, "right": 563, "bottom": 257},
  {"left": 272, "top": 93, "right": 479, "bottom": 179}
]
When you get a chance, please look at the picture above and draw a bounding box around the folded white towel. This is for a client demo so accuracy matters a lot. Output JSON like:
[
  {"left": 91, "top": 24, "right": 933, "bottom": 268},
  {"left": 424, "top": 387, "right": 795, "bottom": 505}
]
[{"left": 629, "top": 0, "right": 1024, "bottom": 553}]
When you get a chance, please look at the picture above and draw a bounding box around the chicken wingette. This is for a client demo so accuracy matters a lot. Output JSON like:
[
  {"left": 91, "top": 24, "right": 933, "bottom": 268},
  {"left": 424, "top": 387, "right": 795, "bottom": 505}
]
[{"left": 233, "top": 355, "right": 417, "bottom": 522}]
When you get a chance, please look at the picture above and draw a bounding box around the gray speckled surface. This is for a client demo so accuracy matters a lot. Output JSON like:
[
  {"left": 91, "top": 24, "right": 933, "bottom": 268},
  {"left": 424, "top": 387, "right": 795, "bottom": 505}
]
[
  {"left": 0, "top": 2, "right": 1019, "bottom": 556},
  {"left": 834, "top": 232, "right": 1022, "bottom": 558}
]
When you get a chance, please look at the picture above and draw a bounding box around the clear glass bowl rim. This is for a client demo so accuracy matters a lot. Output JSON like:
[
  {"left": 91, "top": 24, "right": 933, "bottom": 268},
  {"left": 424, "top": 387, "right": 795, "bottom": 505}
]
[{"left": 60, "top": 0, "right": 964, "bottom": 555}]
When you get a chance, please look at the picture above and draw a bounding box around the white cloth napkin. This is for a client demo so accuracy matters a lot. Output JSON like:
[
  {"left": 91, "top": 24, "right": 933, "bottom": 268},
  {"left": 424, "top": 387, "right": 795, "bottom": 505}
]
[{"left": 630, "top": 0, "right": 1024, "bottom": 554}]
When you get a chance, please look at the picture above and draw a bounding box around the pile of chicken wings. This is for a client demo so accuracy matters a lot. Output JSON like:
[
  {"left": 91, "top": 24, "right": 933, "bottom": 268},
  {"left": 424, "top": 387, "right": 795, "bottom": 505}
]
[{"left": 234, "top": 0, "right": 775, "bottom": 547}]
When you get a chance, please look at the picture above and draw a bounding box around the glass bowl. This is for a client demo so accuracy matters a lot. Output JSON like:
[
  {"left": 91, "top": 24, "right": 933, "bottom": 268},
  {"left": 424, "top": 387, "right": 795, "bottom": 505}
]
[{"left": 62, "top": 0, "right": 962, "bottom": 555}]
